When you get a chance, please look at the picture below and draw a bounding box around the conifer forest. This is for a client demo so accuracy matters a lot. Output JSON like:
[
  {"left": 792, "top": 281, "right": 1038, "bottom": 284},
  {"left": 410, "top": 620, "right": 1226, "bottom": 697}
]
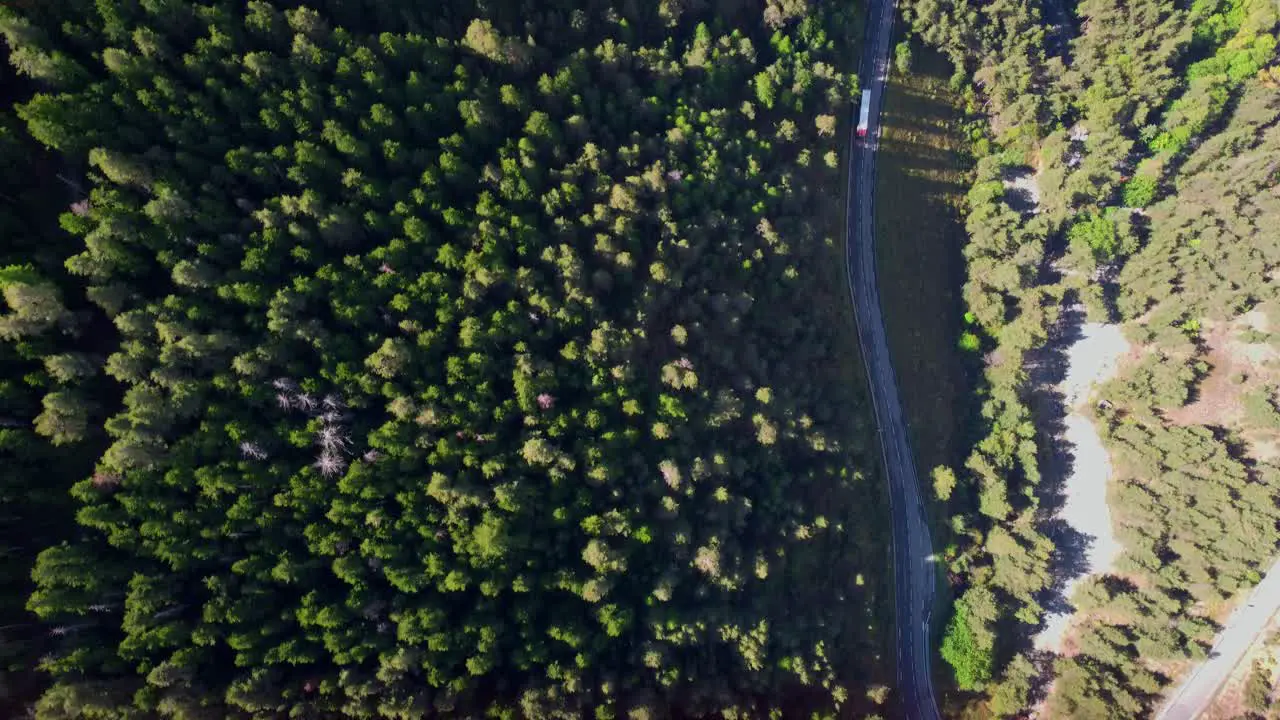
[
  {"left": 0, "top": 1, "right": 893, "bottom": 717},
  {"left": 1, "top": 0, "right": 1279, "bottom": 718}
]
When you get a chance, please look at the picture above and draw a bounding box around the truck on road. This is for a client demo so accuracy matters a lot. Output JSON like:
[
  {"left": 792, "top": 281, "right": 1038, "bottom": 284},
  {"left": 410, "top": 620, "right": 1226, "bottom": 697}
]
[{"left": 856, "top": 89, "right": 871, "bottom": 138}]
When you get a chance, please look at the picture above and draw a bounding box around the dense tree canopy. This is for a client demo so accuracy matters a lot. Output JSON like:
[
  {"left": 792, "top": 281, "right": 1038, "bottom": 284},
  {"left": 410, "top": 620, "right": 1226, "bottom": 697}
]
[
  {"left": 904, "top": 0, "right": 1280, "bottom": 714},
  {"left": 0, "top": 1, "right": 891, "bottom": 717},
  {"left": 0, "top": 61, "right": 106, "bottom": 717}
]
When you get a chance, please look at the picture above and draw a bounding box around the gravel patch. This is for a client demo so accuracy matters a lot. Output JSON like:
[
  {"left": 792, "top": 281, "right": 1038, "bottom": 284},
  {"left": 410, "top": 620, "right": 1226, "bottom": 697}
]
[{"left": 1035, "top": 317, "right": 1130, "bottom": 652}]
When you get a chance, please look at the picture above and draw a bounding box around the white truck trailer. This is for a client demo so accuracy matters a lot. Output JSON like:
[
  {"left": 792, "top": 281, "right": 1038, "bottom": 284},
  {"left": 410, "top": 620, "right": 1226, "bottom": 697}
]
[{"left": 856, "top": 89, "right": 871, "bottom": 138}]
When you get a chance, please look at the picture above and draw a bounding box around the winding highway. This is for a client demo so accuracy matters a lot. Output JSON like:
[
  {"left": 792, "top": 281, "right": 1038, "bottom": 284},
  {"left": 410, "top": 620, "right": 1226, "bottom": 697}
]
[{"left": 843, "top": 0, "right": 942, "bottom": 718}]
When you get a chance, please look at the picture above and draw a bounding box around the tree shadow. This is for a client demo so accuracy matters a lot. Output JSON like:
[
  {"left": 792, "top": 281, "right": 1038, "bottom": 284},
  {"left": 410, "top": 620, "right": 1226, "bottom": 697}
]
[
  {"left": 1001, "top": 165, "right": 1040, "bottom": 216},
  {"left": 1041, "top": 0, "right": 1077, "bottom": 61},
  {"left": 880, "top": 144, "right": 970, "bottom": 178}
]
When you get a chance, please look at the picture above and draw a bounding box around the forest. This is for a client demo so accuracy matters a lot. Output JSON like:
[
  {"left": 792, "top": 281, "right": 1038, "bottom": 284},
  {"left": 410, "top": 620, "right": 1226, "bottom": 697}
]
[
  {"left": 901, "top": 0, "right": 1280, "bottom": 714},
  {"left": 0, "top": 1, "right": 897, "bottom": 717},
  {"left": 7, "top": 0, "right": 1277, "bottom": 715}
]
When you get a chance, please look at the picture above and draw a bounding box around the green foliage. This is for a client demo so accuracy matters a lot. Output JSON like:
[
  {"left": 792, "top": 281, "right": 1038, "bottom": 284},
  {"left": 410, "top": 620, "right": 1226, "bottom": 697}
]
[
  {"left": 1243, "top": 658, "right": 1273, "bottom": 713},
  {"left": 901, "top": 0, "right": 1057, "bottom": 144},
  {"left": 1121, "top": 175, "right": 1158, "bottom": 208},
  {"left": 1103, "top": 351, "right": 1204, "bottom": 412},
  {"left": 906, "top": 0, "right": 1280, "bottom": 714},
  {"left": 0, "top": 263, "right": 68, "bottom": 339},
  {"left": 894, "top": 41, "right": 914, "bottom": 75},
  {"left": 988, "top": 654, "right": 1035, "bottom": 717},
  {"left": 1068, "top": 213, "right": 1119, "bottom": 262},
  {"left": 932, "top": 465, "right": 957, "bottom": 501},
  {"left": 908, "top": 103, "right": 1057, "bottom": 714},
  {"left": 754, "top": 71, "right": 778, "bottom": 109},
  {"left": 1048, "top": 76, "right": 1280, "bottom": 720},
  {"left": 0, "top": 1, "right": 888, "bottom": 717},
  {"left": 940, "top": 592, "right": 995, "bottom": 689},
  {"left": 0, "top": 263, "right": 44, "bottom": 288},
  {"left": 1243, "top": 386, "right": 1280, "bottom": 429},
  {"left": 0, "top": 63, "right": 103, "bottom": 714},
  {"left": 1118, "top": 79, "right": 1280, "bottom": 321}
]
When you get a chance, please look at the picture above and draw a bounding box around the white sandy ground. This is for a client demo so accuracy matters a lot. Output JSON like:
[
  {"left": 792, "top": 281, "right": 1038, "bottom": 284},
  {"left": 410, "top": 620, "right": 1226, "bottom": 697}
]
[
  {"left": 1035, "top": 315, "right": 1131, "bottom": 652},
  {"left": 1003, "top": 170, "right": 1042, "bottom": 210}
]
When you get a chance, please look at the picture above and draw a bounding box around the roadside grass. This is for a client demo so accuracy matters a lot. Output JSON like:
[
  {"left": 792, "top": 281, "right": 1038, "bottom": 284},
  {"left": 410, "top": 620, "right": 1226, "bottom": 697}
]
[
  {"left": 873, "top": 42, "right": 974, "bottom": 698},
  {"left": 874, "top": 44, "right": 971, "bottom": 503}
]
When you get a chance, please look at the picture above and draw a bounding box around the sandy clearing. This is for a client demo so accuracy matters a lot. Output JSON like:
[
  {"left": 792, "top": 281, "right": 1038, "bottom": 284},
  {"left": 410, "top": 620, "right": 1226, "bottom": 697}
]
[
  {"left": 1247, "top": 433, "right": 1280, "bottom": 463},
  {"left": 1168, "top": 317, "right": 1280, "bottom": 453},
  {"left": 1060, "top": 322, "right": 1129, "bottom": 407},
  {"left": 1003, "top": 168, "right": 1041, "bottom": 214},
  {"left": 1035, "top": 317, "right": 1130, "bottom": 652},
  {"left": 1241, "top": 308, "right": 1271, "bottom": 334}
]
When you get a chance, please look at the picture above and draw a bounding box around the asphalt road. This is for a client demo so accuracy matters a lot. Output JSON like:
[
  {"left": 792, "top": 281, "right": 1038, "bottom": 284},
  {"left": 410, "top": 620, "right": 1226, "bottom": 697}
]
[
  {"left": 1155, "top": 560, "right": 1280, "bottom": 720},
  {"left": 843, "top": 2, "right": 942, "bottom": 719}
]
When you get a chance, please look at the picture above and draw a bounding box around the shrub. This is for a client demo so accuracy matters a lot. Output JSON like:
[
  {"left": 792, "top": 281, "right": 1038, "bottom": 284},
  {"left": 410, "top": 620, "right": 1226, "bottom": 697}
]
[
  {"left": 940, "top": 604, "right": 994, "bottom": 690},
  {"left": 1122, "top": 175, "right": 1157, "bottom": 208}
]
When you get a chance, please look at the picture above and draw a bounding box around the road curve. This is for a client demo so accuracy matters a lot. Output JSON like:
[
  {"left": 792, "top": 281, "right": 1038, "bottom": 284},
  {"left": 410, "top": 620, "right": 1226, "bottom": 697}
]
[
  {"left": 842, "top": 1, "right": 941, "bottom": 719},
  {"left": 1156, "top": 560, "right": 1280, "bottom": 720}
]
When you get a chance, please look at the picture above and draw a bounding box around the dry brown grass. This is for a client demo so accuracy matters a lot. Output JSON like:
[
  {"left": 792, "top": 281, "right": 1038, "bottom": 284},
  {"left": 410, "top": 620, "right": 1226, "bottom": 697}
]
[
  {"left": 1166, "top": 322, "right": 1242, "bottom": 427},
  {"left": 1202, "top": 622, "right": 1280, "bottom": 720},
  {"left": 1163, "top": 314, "right": 1280, "bottom": 462}
]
